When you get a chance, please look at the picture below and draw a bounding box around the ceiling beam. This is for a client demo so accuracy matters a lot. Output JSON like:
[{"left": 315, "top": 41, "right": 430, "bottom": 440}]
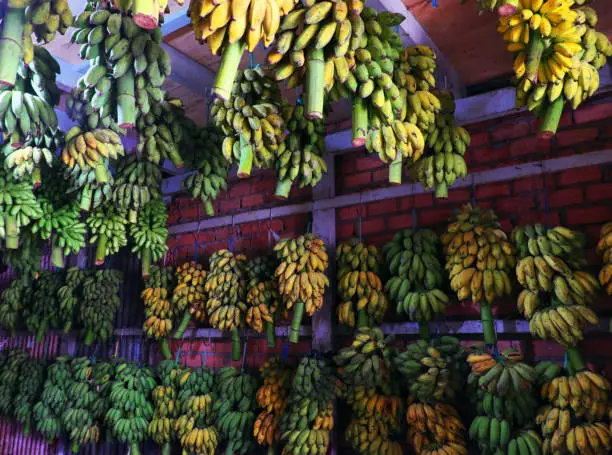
[
  {"left": 161, "top": 7, "right": 191, "bottom": 35},
  {"left": 161, "top": 43, "right": 214, "bottom": 100}
]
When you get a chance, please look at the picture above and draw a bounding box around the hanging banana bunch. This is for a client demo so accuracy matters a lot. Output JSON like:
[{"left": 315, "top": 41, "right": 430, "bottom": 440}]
[
  {"left": 13, "top": 355, "right": 45, "bottom": 437},
  {"left": 27, "top": 0, "right": 73, "bottom": 42},
  {"left": 180, "top": 121, "right": 228, "bottom": 217},
  {"left": 275, "top": 103, "right": 328, "bottom": 198},
  {"left": 79, "top": 269, "right": 123, "bottom": 345},
  {"left": 0, "top": 275, "right": 33, "bottom": 336},
  {"left": 130, "top": 199, "right": 169, "bottom": 277},
  {"left": 112, "top": 154, "right": 162, "bottom": 223},
  {"left": 254, "top": 358, "right": 294, "bottom": 452},
  {"left": 172, "top": 261, "right": 207, "bottom": 339},
  {"left": 0, "top": 348, "right": 29, "bottom": 418},
  {"left": 33, "top": 355, "right": 72, "bottom": 442},
  {"left": 65, "top": 86, "right": 123, "bottom": 134},
  {"left": 280, "top": 354, "right": 337, "bottom": 455},
  {"left": 213, "top": 367, "right": 260, "bottom": 455},
  {"left": 336, "top": 239, "right": 387, "bottom": 328},
  {"left": 2, "top": 229, "right": 43, "bottom": 275},
  {"left": 512, "top": 224, "right": 600, "bottom": 347},
  {"left": 0, "top": 169, "right": 43, "bottom": 249},
  {"left": 383, "top": 229, "right": 449, "bottom": 327},
  {"left": 63, "top": 159, "right": 114, "bottom": 213},
  {"left": 1, "top": 142, "right": 54, "bottom": 184},
  {"left": 212, "top": 67, "right": 285, "bottom": 178},
  {"left": 597, "top": 221, "right": 612, "bottom": 296},
  {"left": 136, "top": 97, "right": 184, "bottom": 168},
  {"left": 142, "top": 265, "right": 177, "bottom": 360},
  {"left": 275, "top": 233, "right": 329, "bottom": 343},
  {"left": 23, "top": 270, "right": 62, "bottom": 342},
  {"left": 176, "top": 366, "right": 220, "bottom": 455},
  {"left": 109, "top": 0, "right": 171, "bottom": 29},
  {"left": 57, "top": 267, "right": 90, "bottom": 333},
  {"left": 106, "top": 362, "right": 157, "bottom": 455},
  {"left": 86, "top": 202, "right": 128, "bottom": 265},
  {"left": 205, "top": 249, "right": 248, "bottom": 361},
  {"left": 149, "top": 360, "right": 186, "bottom": 455}
]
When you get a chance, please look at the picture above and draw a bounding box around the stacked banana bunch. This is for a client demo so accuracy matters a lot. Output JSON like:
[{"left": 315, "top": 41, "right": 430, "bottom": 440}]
[
  {"left": 0, "top": 275, "right": 33, "bottom": 336},
  {"left": 57, "top": 267, "right": 90, "bottom": 333},
  {"left": 537, "top": 368, "right": 612, "bottom": 454},
  {"left": 142, "top": 265, "right": 177, "bottom": 360},
  {"left": 176, "top": 366, "right": 220, "bottom": 455},
  {"left": 442, "top": 204, "right": 516, "bottom": 304},
  {"left": 149, "top": 361, "right": 185, "bottom": 455},
  {"left": 274, "top": 233, "right": 329, "bottom": 343},
  {"left": 268, "top": 0, "right": 365, "bottom": 118},
  {"left": 406, "top": 401, "right": 468, "bottom": 455},
  {"left": 205, "top": 250, "right": 248, "bottom": 360},
  {"left": 512, "top": 224, "right": 600, "bottom": 347},
  {"left": 136, "top": 98, "right": 184, "bottom": 168},
  {"left": 106, "top": 362, "right": 157, "bottom": 455},
  {"left": 79, "top": 269, "right": 123, "bottom": 345},
  {"left": 597, "top": 221, "right": 612, "bottom": 295},
  {"left": 336, "top": 239, "right": 387, "bottom": 328},
  {"left": 281, "top": 354, "right": 337, "bottom": 455},
  {"left": 86, "top": 203, "right": 128, "bottom": 264},
  {"left": 180, "top": 121, "right": 228, "bottom": 217},
  {"left": 13, "top": 356, "right": 45, "bottom": 437},
  {"left": 172, "top": 261, "right": 207, "bottom": 339},
  {"left": 33, "top": 355, "right": 72, "bottom": 442},
  {"left": 24, "top": 270, "right": 62, "bottom": 342},
  {"left": 254, "top": 358, "right": 294, "bottom": 449},
  {"left": 395, "top": 336, "right": 467, "bottom": 403},
  {"left": 0, "top": 348, "right": 29, "bottom": 418},
  {"left": 383, "top": 229, "right": 449, "bottom": 323},
  {"left": 411, "top": 90, "right": 470, "bottom": 198},
  {"left": 212, "top": 67, "right": 285, "bottom": 177},
  {"left": 0, "top": 169, "right": 43, "bottom": 249},
  {"left": 466, "top": 348, "right": 539, "bottom": 454},
  {"left": 275, "top": 103, "right": 328, "bottom": 198},
  {"left": 129, "top": 199, "right": 169, "bottom": 277},
  {"left": 213, "top": 367, "right": 259, "bottom": 455},
  {"left": 112, "top": 154, "right": 162, "bottom": 223}
]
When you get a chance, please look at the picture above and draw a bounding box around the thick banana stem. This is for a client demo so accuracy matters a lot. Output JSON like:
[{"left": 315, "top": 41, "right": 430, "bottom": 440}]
[
  {"left": 351, "top": 97, "right": 368, "bottom": 147},
  {"left": 4, "top": 214, "right": 19, "bottom": 249},
  {"left": 237, "top": 139, "right": 253, "bottom": 178},
  {"left": 305, "top": 49, "right": 325, "bottom": 120},
  {"left": 356, "top": 309, "right": 369, "bottom": 329},
  {"left": 161, "top": 443, "right": 171, "bottom": 455},
  {"left": 133, "top": 0, "right": 159, "bottom": 30},
  {"left": 419, "top": 322, "right": 430, "bottom": 341},
  {"left": 267, "top": 446, "right": 276, "bottom": 455},
  {"left": 94, "top": 163, "right": 109, "bottom": 183},
  {"left": 33, "top": 168, "right": 41, "bottom": 187},
  {"left": 265, "top": 321, "right": 276, "bottom": 348},
  {"left": 388, "top": 153, "right": 403, "bottom": 185},
  {"left": 36, "top": 320, "right": 47, "bottom": 344},
  {"left": 480, "top": 303, "right": 496, "bottom": 346},
  {"left": 204, "top": 200, "right": 215, "bottom": 217},
  {"left": 141, "top": 248, "right": 152, "bottom": 278},
  {"left": 117, "top": 69, "right": 136, "bottom": 129},
  {"left": 71, "top": 442, "right": 80, "bottom": 453},
  {"left": 290, "top": 301, "right": 305, "bottom": 344},
  {"left": 435, "top": 182, "right": 448, "bottom": 199},
  {"left": 497, "top": 0, "right": 519, "bottom": 16},
  {"left": 0, "top": 8, "right": 25, "bottom": 87},
  {"left": 129, "top": 442, "right": 141, "bottom": 455},
  {"left": 84, "top": 329, "right": 95, "bottom": 346},
  {"left": 538, "top": 97, "right": 564, "bottom": 139},
  {"left": 129, "top": 209, "right": 138, "bottom": 224},
  {"left": 23, "top": 424, "right": 30, "bottom": 438},
  {"left": 214, "top": 41, "right": 246, "bottom": 100},
  {"left": 167, "top": 144, "right": 184, "bottom": 169},
  {"left": 231, "top": 328, "right": 241, "bottom": 362},
  {"left": 274, "top": 179, "right": 293, "bottom": 199},
  {"left": 566, "top": 347, "right": 586, "bottom": 373},
  {"left": 95, "top": 234, "right": 107, "bottom": 265},
  {"left": 51, "top": 237, "right": 65, "bottom": 269},
  {"left": 225, "top": 446, "right": 234, "bottom": 455},
  {"left": 525, "top": 32, "right": 545, "bottom": 85},
  {"left": 80, "top": 186, "right": 92, "bottom": 212},
  {"left": 160, "top": 337, "right": 172, "bottom": 360},
  {"left": 174, "top": 310, "right": 192, "bottom": 339}
]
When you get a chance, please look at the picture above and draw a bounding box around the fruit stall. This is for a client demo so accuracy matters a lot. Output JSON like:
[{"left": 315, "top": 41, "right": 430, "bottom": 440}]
[{"left": 1, "top": 0, "right": 612, "bottom": 454}]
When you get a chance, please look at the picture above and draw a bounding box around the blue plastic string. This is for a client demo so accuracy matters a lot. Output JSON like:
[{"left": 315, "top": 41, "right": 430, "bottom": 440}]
[
  {"left": 305, "top": 222, "right": 311, "bottom": 234},
  {"left": 229, "top": 234, "right": 233, "bottom": 252},
  {"left": 241, "top": 340, "right": 248, "bottom": 373},
  {"left": 250, "top": 53, "right": 255, "bottom": 69},
  {"left": 432, "top": 0, "right": 437, "bottom": 8},
  {"left": 412, "top": 206, "right": 417, "bottom": 231},
  {"left": 296, "top": 88, "right": 302, "bottom": 104},
  {"left": 194, "top": 239, "right": 199, "bottom": 262},
  {"left": 283, "top": 341, "right": 289, "bottom": 362},
  {"left": 358, "top": 211, "right": 362, "bottom": 242},
  {"left": 563, "top": 351, "right": 568, "bottom": 369}
]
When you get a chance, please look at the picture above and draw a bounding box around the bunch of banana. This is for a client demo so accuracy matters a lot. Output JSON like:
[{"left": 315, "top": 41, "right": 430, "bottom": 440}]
[
  {"left": 213, "top": 367, "right": 259, "bottom": 455},
  {"left": 63, "top": 161, "right": 114, "bottom": 213},
  {"left": 274, "top": 233, "right": 329, "bottom": 343},
  {"left": 246, "top": 255, "right": 278, "bottom": 286},
  {"left": 86, "top": 203, "right": 128, "bottom": 265},
  {"left": 335, "top": 327, "right": 395, "bottom": 389},
  {"left": 136, "top": 97, "right": 184, "bottom": 168},
  {"left": 254, "top": 358, "right": 294, "bottom": 449},
  {"left": 33, "top": 355, "right": 72, "bottom": 442},
  {"left": 274, "top": 103, "right": 328, "bottom": 198},
  {"left": 336, "top": 239, "right": 387, "bottom": 328},
  {"left": 472, "top": 380, "right": 540, "bottom": 428},
  {"left": 535, "top": 359, "right": 563, "bottom": 387},
  {"left": 407, "top": 401, "right": 468, "bottom": 455},
  {"left": 280, "top": 354, "right": 337, "bottom": 455},
  {"left": 130, "top": 199, "right": 169, "bottom": 277},
  {"left": 1, "top": 142, "right": 53, "bottom": 184},
  {"left": 412, "top": 90, "right": 470, "bottom": 198},
  {"left": 0, "top": 170, "right": 43, "bottom": 249},
  {"left": 142, "top": 265, "right": 177, "bottom": 359},
  {"left": 442, "top": 204, "right": 516, "bottom": 305},
  {"left": 0, "top": 348, "right": 29, "bottom": 418},
  {"left": 79, "top": 269, "right": 123, "bottom": 345},
  {"left": 395, "top": 45, "right": 438, "bottom": 94},
  {"left": 57, "top": 267, "right": 90, "bottom": 333},
  {"left": 180, "top": 121, "right": 228, "bottom": 217},
  {"left": 25, "top": 0, "right": 73, "bottom": 44},
  {"left": 112, "top": 154, "right": 162, "bottom": 223},
  {"left": 149, "top": 360, "right": 186, "bottom": 455},
  {"left": 212, "top": 67, "right": 285, "bottom": 178},
  {"left": 468, "top": 414, "right": 515, "bottom": 453},
  {"left": 205, "top": 249, "right": 248, "bottom": 360},
  {"left": 13, "top": 356, "right": 45, "bottom": 437},
  {"left": 65, "top": 85, "right": 123, "bottom": 134},
  {"left": 0, "top": 275, "right": 33, "bottom": 336},
  {"left": 342, "top": 384, "right": 403, "bottom": 428},
  {"left": 528, "top": 303, "right": 599, "bottom": 347},
  {"left": 23, "top": 270, "right": 62, "bottom": 342},
  {"left": 467, "top": 349, "right": 537, "bottom": 397},
  {"left": 2, "top": 228, "right": 43, "bottom": 275},
  {"left": 597, "top": 221, "right": 612, "bottom": 295},
  {"left": 106, "top": 362, "right": 157, "bottom": 455},
  {"left": 172, "top": 261, "right": 207, "bottom": 339},
  {"left": 395, "top": 337, "right": 467, "bottom": 402},
  {"left": 345, "top": 416, "right": 403, "bottom": 455},
  {"left": 383, "top": 229, "right": 449, "bottom": 324}
]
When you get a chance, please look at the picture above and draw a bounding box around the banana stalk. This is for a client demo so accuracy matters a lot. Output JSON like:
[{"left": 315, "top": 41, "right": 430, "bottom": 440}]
[
  {"left": 4, "top": 214, "right": 19, "bottom": 249},
  {"left": 94, "top": 163, "right": 110, "bottom": 183},
  {"left": 142, "top": 248, "right": 152, "bottom": 278},
  {"left": 117, "top": 69, "right": 136, "bottom": 129},
  {"left": 538, "top": 97, "right": 564, "bottom": 139},
  {"left": 525, "top": 32, "right": 545, "bottom": 85},
  {"left": 51, "top": 236, "right": 65, "bottom": 269},
  {"left": 95, "top": 234, "right": 107, "bottom": 265},
  {"left": 566, "top": 347, "right": 586, "bottom": 374},
  {"left": 84, "top": 329, "right": 96, "bottom": 346},
  {"left": 419, "top": 322, "right": 430, "bottom": 341},
  {"left": 265, "top": 321, "right": 276, "bottom": 348},
  {"left": 497, "top": 0, "right": 519, "bottom": 16},
  {"left": 388, "top": 152, "right": 402, "bottom": 185},
  {"left": 480, "top": 303, "right": 496, "bottom": 346},
  {"left": 213, "top": 41, "right": 247, "bottom": 100},
  {"left": 231, "top": 328, "right": 241, "bottom": 362},
  {"left": 351, "top": 97, "right": 368, "bottom": 147},
  {"left": 0, "top": 8, "right": 25, "bottom": 87},
  {"left": 130, "top": 442, "right": 142, "bottom": 455},
  {"left": 237, "top": 135, "right": 254, "bottom": 178},
  {"left": 435, "top": 181, "right": 448, "bottom": 199},
  {"left": 289, "top": 300, "right": 305, "bottom": 344},
  {"left": 173, "top": 310, "right": 192, "bottom": 340},
  {"left": 274, "top": 179, "right": 293, "bottom": 199},
  {"left": 305, "top": 49, "right": 325, "bottom": 120},
  {"left": 159, "top": 338, "right": 172, "bottom": 360},
  {"left": 133, "top": 0, "right": 159, "bottom": 30},
  {"left": 80, "top": 185, "right": 92, "bottom": 212},
  {"left": 356, "top": 309, "right": 369, "bottom": 329}
]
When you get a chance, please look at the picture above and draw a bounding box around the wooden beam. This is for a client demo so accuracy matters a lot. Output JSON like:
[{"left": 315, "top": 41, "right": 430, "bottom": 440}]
[
  {"left": 161, "top": 43, "right": 214, "bottom": 100},
  {"left": 161, "top": 7, "right": 190, "bottom": 35},
  {"left": 167, "top": 148, "right": 612, "bottom": 236}
]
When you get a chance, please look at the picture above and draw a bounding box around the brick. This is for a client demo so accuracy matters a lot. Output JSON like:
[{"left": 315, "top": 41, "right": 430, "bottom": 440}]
[
  {"left": 533, "top": 341, "right": 567, "bottom": 359},
  {"left": 398, "top": 196, "right": 413, "bottom": 211},
  {"left": 472, "top": 146, "right": 510, "bottom": 164},
  {"left": 368, "top": 199, "right": 398, "bottom": 216},
  {"left": 344, "top": 172, "right": 372, "bottom": 189},
  {"left": 465, "top": 117, "right": 501, "bottom": 133},
  {"left": 337, "top": 222, "right": 355, "bottom": 239},
  {"left": 556, "top": 128, "right": 598, "bottom": 148},
  {"left": 414, "top": 193, "right": 433, "bottom": 208},
  {"left": 509, "top": 136, "right": 550, "bottom": 157},
  {"left": 283, "top": 215, "right": 309, "bottom": 231},
  {"left": 361, "top": 218, "right": 385, "bottom": 235},
  {"left": 336, "top": 206, "right": 357, "bottom": 220},
  {"left": 367, "top": 232, "right": 395, "bottom": 246},
  {"left": 388, "top": 214, "right": 413, "bottom": 230},
  {"left": 469, "top": 132, "right": 490, "bottom": 147},
  {"left": 497, "top": 196, "right": 536, "bottom": 214},
  {"left": 512, "top": 175, "right": 546, "bottom": 194},
  {"left": 438, "top": 189, "right": 471, "bottom": 205},
  {"left": 372, "top": 169, "right": 389, "bottom": 184},
  {"left": 183, "top": 354, "right": 202, "bottom": 368},
  {"left": 476, "top": 182, "right": 511, "bottom": 199},
  {"left": 204, "top": 241, "right": 226, "bottom": 255},
  {"left": 418, "top": 208, "right": 454, "bottom": 227},
  {"left": 251, "top": 235, "right": 273, "bottom": 251},
  {"left": 232, "top": 238, "right": 251, "bottom": 252},
  {"left": 491, "top": 121, "right": 530, "bottom": 142},
  {"left": 547, "top": 188, "right": 583, "bottom": 208},
  {"left": 586, "top": 183, "right": 612, "bottom": 202},
  {"left": 241, "top": 194, "right": 264, "bottom": 208},
  {"left": 557, "top": 166, "right": 601, "bottom": 186},
  {"left": 566, "top": 205, "right": 612, "bottom": 225},
  {"left": 516, "top": 211, "right": 560, "bottom": 227},
  {"left": 532, "top": 111, "right": 572, "bottom": 132},
  {"left": 204, "top": 355, "right": 227, "bottom": 368},
  {"left": 230, "top": 182, "right": 251, "bottom": 198},
  {"left": 356, "top": 155, "right": 384, "bottom": 171},
  {"left": 339, "top": 156, "right": 356, "bottom": 174},
  {"left": 574, "top": 101, "right": 612, "bottom": 124},
  {"left": 251, "top": 179, "right": 275, "bottom": 194},
  {"left": 219, "top": 199, "right": 241, "bottom": 213}
]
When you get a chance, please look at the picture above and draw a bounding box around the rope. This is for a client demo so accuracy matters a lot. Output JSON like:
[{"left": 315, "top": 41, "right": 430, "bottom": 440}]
[{"left": 241, "top": 335, "right": 248, "bottom": 373}]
